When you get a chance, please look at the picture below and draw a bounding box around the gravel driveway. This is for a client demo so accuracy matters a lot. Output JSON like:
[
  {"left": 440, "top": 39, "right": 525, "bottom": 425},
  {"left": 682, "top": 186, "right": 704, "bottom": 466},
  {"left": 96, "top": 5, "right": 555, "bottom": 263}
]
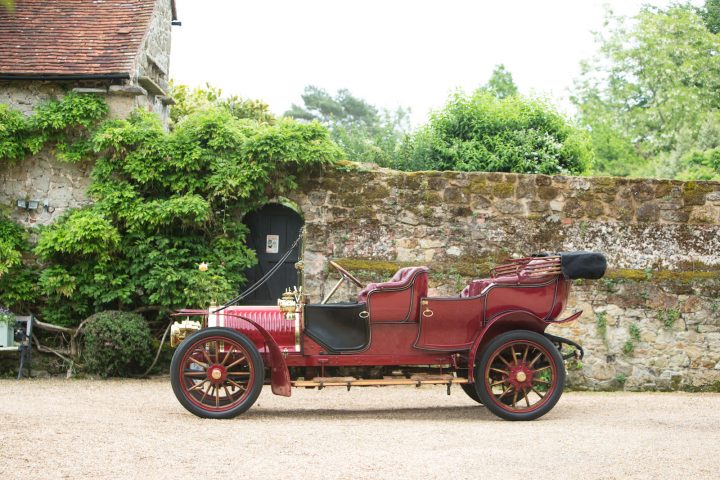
[{"left": 0, "top": 378, "right": 718, "bottom": 479}]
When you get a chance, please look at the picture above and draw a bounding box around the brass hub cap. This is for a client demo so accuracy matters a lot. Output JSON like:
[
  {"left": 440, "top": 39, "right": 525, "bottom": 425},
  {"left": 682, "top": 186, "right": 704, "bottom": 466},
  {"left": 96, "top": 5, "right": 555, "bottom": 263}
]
[
  {"left": 516, "top": 371, "right": 527, "bottom": 382},
  {"left": 207, "top": 365, "right": 227, "bottom": 383}
]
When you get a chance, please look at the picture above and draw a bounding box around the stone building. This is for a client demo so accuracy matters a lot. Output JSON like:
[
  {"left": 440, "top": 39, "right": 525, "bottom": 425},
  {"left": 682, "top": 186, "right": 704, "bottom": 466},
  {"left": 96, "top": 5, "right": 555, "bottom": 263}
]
[
  {"left": 0, "top": 0, "right": 177, "bottom": 225},
  {"left": 0, "top": 0, "right": 177, "bottom": 121}
]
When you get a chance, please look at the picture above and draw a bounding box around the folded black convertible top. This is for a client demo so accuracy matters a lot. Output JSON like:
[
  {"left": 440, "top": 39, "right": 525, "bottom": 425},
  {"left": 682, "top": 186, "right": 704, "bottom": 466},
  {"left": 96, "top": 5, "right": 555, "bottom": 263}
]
[
  {"left": 559, "top": 252, "right": 607, "bottom": 279},
  {"left": 532, "top": 251, "right": 607, "bottom": 279}
]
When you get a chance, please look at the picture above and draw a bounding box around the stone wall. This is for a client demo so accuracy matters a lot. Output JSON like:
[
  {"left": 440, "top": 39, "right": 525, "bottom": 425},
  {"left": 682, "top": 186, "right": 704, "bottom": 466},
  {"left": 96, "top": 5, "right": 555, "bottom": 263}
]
[
  {"left": 289, "top": 164, "right": 720, "bottom": 391},
  {"left": 134, "top": 0, "right": 174, "bottom": 124},
  {"left": 0, "top": 150, "right": 93, "bottom": 226},
  {"left": 0, "top": 81, "right": 148, "bottom": 121},
  {"left": 0, "top": 84, "right": 154, "bottom": 227}
]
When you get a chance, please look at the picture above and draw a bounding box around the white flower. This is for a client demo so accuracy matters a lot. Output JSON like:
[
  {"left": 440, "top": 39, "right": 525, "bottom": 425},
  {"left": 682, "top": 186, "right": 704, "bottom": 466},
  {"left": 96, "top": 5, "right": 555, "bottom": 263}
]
[{"left": 198, "top": 262, "right": 209, "bottom": 272}]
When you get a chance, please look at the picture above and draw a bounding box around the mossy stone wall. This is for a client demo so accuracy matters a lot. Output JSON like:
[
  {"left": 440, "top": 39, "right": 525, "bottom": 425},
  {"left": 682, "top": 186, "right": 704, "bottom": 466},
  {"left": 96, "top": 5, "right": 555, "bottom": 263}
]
[{"left": 291, "top": 163, "right": 720, "bottom": 391}]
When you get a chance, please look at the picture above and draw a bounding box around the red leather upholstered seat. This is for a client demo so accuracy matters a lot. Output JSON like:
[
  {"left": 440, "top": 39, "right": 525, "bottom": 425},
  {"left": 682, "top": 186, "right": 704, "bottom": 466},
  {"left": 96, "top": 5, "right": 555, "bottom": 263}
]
[
  {"left": 357, "top": 266, "right": 429, "bottom": 323},
  {"left": 357, "top": 266, "right": 429, "bottom": 303}
]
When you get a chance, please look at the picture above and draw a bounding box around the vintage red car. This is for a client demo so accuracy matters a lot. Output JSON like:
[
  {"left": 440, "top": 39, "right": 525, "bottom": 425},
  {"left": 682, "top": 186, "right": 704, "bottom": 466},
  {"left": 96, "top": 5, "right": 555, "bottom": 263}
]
[{"left": 169, "top": 251, "right": 606, "bottom": 421}]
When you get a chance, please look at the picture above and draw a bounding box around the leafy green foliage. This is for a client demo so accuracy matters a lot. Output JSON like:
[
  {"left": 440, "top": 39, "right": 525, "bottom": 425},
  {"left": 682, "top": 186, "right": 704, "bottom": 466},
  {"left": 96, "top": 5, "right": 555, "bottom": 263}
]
[
  {"left": 35, "top": 209, "right": 120, "bottom": 260},
  {"left": 26, "top": 99, "right": 340, "bottom": 326},
  {"left": 0, "top": 92, "right": 107, "bottom": 164},
  {"left": 704, "top": 0, "right": 720, "bottom": 33},
  {"left": 658, "top": 308, "right": 681, "bottom": 329},
  {"left": 285, "top": 85, "right": 411, "bottom": 167},
  {"left": 0, "top": 214, "right": 25, "bottom": 277},
  {"left": 0, "top": 306, "right": 13, "bottom": 326},
  {"left": 0, "top": 105, "right": 30, "bottom": 161},
  {"left": 596, "top": 311, "right": 608, "bottom": 338},
  {"left": 0, "top": 89, "right": 339, "bottom": 327},
  {"left": 170, "top": 82, "right": 275, "bottom": 126},
  {"left": 629, "top": 322, "right": 641, "bottom": 342},
  {"left": 398, "top": 90, "right": 593, "bottom": 174},
  {"left": 482, "top": 64, "right": 519, "bottom": 99},
  {"left": 0, "top": 213, "right": 40, "bottom": 313},
  {"left": 82, "top": 311, "right": 153, "bottom": 377},
  {"left": 573, "top": 4, "right": 720, "bottom": 178},
  {"left": 677, "top": 147, "right": 720, "bottom": 180}
]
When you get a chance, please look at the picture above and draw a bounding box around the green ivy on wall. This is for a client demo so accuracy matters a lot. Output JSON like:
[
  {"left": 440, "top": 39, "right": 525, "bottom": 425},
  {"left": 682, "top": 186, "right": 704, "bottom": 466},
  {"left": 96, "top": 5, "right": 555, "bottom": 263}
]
[{"left": 0, "top": 93, "right": 341, "bottom": 326}]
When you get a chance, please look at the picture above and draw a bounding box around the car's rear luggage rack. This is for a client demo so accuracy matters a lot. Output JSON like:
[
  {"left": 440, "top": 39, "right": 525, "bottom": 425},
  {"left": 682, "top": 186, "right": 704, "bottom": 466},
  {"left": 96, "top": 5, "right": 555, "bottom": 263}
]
[{"left": 490, "top": 255, "right": 562, "bottom": 278}]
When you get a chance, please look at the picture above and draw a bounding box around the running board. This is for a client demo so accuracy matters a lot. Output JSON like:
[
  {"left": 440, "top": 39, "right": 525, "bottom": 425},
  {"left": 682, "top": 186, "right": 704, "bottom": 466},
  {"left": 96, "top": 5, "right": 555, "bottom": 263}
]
[{"left": 292, "top": 376, "right": 469, "bottom": 393}]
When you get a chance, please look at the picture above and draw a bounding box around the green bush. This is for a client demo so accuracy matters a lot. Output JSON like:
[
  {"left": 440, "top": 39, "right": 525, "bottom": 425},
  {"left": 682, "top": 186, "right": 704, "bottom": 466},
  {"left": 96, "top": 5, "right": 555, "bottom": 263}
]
[
  {"left": 83, "top": 311, "right": 153, "bottom": 377},
  {"left": 397, "top": 90, "right": 593, "bottom": 174}
]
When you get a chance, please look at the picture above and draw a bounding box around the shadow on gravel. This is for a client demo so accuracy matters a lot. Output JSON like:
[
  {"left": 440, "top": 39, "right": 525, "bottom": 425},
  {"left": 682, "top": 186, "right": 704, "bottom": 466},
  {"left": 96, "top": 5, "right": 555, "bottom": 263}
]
[{"left": 244, "top": 405, "right": 496, "bottom": 421}]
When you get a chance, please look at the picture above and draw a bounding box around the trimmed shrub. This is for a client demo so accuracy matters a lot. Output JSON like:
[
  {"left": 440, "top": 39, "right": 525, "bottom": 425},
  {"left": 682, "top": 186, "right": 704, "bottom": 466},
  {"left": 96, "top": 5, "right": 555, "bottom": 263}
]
[{"left": 83, "top": 311, "right": 153, "bottom": 377}]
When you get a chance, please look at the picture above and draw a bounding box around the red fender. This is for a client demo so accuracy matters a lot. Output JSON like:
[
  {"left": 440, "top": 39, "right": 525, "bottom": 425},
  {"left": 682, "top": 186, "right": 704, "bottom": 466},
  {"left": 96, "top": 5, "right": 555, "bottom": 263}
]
[
  {"left": 467, "top": 311, "right": 543, "bottom": 383},
  {"left": 466, "top": 310, "right": 583, "bottom": 383},
  {"left": 232, "top": 314, "right": 291, "bottom": 397}
]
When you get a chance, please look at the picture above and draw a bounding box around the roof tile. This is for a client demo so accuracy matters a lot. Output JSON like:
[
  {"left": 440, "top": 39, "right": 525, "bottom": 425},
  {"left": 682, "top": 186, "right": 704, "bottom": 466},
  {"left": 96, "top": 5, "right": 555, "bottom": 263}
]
[{"left": 0, "top": 0, "right": 157, "bottom": 76}]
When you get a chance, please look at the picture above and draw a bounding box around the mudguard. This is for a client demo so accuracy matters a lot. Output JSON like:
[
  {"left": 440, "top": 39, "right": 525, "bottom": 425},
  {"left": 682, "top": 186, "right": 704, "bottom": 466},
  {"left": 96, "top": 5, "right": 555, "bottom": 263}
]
[
  {"left": 466, "top": 309, "right": 583, "bottom": 383},
  {"left": 231, "top": 314, "right": 291, "bottom": 397}
]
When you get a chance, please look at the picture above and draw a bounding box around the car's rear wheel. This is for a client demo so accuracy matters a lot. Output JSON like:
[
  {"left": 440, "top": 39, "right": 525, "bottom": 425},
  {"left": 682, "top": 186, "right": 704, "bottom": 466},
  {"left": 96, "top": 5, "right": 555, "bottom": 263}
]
[
  {"left": 170, "top": 328, "right": 264, "bottom": 419},
  {"left": 476, "top": 330, "right": 565, "bottom": 421}
]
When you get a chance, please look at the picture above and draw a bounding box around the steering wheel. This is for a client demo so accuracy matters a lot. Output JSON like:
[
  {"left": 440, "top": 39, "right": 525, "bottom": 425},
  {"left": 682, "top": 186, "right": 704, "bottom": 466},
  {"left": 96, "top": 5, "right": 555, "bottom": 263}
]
[{"left": 329, "top": 260, "right": 365, "bottom": 288}]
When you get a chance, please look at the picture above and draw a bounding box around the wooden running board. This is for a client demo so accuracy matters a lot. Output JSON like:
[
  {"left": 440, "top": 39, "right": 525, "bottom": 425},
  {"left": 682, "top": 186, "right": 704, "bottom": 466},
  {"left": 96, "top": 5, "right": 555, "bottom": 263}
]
[{"left": 292, "top": 376, "right": 469, "bottom": 388}]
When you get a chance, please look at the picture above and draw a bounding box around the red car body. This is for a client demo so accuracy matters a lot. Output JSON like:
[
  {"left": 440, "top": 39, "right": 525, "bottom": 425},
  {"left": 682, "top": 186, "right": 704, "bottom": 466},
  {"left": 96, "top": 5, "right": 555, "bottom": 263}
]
[{"left": 170, "top": 253, "right": 604, "bottom": 420}]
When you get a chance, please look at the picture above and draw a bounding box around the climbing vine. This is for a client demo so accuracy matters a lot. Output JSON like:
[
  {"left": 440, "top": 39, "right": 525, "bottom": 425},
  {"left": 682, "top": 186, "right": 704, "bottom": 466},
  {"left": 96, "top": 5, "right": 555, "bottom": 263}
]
[{"left": 0, "top": 93, "right": 341, "bottom": 326}]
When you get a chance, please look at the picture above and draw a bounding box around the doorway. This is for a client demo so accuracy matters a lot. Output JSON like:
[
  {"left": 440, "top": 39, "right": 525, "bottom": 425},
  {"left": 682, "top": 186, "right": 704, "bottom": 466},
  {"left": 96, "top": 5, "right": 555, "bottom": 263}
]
[{"left": 241, "top": 203, "right": 304, "bottom": 305}]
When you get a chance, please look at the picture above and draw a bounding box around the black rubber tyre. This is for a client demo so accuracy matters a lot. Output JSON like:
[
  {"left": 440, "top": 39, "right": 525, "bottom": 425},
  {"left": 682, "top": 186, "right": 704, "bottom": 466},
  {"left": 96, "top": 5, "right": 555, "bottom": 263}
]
[
  {"left": 464, "top": 378, "right": 526, "bottom": 407},
  {"left": 475, "top": 330, "right": 565, "bottom": 421},
  {"left": 170, "top": 328, "right": 264, "bottom": 419},
  {"left": 460, "top": 383, "right": 483, "bottom": 404}
]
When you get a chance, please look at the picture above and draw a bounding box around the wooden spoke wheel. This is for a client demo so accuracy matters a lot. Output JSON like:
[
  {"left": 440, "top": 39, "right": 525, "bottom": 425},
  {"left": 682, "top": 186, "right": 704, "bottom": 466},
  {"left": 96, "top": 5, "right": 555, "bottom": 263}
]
[
  {"left": 476, "top": 330, "right": 565, "bottom": 421},
  {"left": 170, "top": 328, "right": 264, "bottom": 419}
]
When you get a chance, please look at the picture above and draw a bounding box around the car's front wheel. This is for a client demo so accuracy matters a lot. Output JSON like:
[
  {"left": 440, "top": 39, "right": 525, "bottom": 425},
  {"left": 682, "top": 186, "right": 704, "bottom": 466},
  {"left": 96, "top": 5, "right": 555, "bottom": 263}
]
[
  {"left": 170, "top": 328, "right": 264, "bottom": 419},
  {"left": 460, "top": 383, "right": 483, "bottom": 404},
  {"left": 476, "top": 330, "right": 565, "bottom": 421}
]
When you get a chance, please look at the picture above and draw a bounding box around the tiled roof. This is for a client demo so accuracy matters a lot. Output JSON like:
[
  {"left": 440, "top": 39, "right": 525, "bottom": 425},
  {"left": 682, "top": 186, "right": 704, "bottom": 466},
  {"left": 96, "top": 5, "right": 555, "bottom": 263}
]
[{"left": 0, "top": 0, "right": 158, "bottom": 78}]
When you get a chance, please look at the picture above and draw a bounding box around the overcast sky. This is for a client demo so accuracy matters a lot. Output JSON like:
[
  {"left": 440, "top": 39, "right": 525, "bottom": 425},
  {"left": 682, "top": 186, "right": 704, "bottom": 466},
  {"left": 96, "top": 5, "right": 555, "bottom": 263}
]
[{"left": 169, "top": 0, "right": 696, "bottom": 125}]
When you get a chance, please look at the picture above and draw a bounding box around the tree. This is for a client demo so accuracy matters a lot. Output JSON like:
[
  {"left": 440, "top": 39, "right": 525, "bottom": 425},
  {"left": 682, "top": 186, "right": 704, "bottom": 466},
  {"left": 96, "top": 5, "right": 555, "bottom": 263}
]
[
  {"left": 703, "top": 0, "right": 720, "bottom": 33},
  {"left": 170, "top": 82, "right": 274, "bottom": 126},
  {"left": 285, "top": 86, "right": 410, "bottom": 166},
  {"left": 397, "top": 90, "right": 593, "bottom": 174},
  {"left": 573, "top": 4, "right": 720, "bottom": 178},
  {"left": 482, "top": 64, "right": 518, "bottom": 99}
]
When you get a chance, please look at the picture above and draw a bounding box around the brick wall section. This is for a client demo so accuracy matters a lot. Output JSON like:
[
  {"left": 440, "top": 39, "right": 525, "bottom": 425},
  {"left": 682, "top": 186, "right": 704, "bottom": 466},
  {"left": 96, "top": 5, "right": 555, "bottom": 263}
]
[{"left": 289, "top": 164, "right": 720, "bottom": 391}]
